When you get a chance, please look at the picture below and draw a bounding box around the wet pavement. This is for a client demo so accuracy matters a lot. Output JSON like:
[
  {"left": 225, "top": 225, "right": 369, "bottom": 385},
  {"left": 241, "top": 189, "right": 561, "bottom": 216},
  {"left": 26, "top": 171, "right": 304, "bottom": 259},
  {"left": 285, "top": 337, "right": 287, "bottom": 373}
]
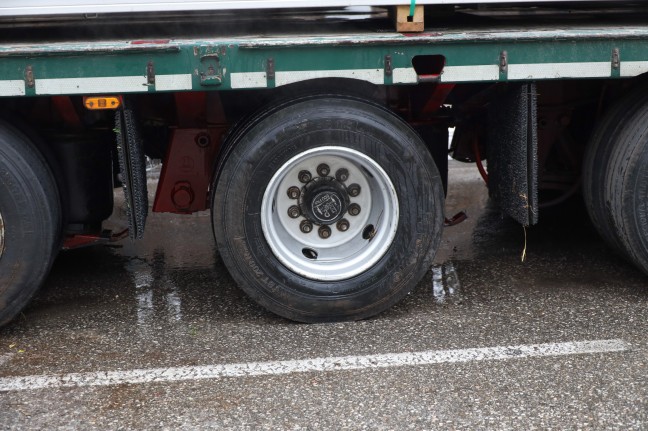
[{"left": 1, "top": 161, "right": 648, "bottom": 429}]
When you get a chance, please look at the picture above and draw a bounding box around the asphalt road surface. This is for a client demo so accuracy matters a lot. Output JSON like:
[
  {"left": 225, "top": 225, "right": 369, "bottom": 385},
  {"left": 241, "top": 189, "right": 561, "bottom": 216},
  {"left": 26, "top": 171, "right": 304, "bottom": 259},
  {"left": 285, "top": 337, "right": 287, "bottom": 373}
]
[{"left": 1, "top": 161, "right": 647, "bottom": 430}]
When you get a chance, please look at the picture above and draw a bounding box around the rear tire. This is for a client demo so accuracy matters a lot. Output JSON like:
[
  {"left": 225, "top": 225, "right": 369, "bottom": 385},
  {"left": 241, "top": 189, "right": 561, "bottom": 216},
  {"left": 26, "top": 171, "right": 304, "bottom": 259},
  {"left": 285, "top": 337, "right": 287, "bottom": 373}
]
[
  {"left": 582, "top": 87, "right": 648, "bottom": 256},
  {"left": 603, "top": 94, "right": 648, "bottom": 274},
  {"left": 212, "top": 96, "right": 444, "bottom": 322},
  {"left": 0, "top": 121, "right": 62, "bottom": 325}
]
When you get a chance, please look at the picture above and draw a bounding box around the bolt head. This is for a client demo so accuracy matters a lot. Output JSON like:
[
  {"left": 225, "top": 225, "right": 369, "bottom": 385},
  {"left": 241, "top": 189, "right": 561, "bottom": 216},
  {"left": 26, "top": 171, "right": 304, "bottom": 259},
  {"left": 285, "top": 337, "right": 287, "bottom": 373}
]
[
  {"left": 336, "top": 219, "right": 350, "bottom": 232},
  {"left": 317, "top": 164, "right": 330, "bottom": 177},
  {"left": 318, "top": 225, "right": 331, "bottom": 239},
  {"left": 347, "top": 183, "right": 361, "bottom": 197},
  {"left": 288, "top": 205, "right": 301, "bottom": 219},
  {"left": 300, "top": 220, "right": 313, "bottom": 233},
  {"left": 298, "top": 170, "right": 312, "bottom": 183},
  {"left": 348, "top": 203, "right": 361, "bottom": 216},
  {"left": 287, "top": 186, "right": 301, "bottom": 200},
  {"left": 336, "top": 168, "right": 349, "bottom": 183}
]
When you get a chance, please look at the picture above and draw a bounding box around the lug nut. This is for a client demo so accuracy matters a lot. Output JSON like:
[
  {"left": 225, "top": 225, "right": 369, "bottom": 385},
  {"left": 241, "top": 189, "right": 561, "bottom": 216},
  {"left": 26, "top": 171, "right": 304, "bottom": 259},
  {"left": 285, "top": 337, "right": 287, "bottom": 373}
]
[
  {"left": 318, "top": 225, "right": 332, "bottom": 239},
  {"left": 287, "top": 186, "right": 301, "bottom": 200},
  {"left": 336, "top": 219, "right": 350, "bottom": 232},
  {"left": 298, "top": 170, "right": 312, "bottom": 183},
  {"left": 317, "top": 163, "right": 330, "bottom": 177},
  {"left": 288, "top": 205, "right": 301, "bottom": 219},
  {"left": 347, "top": 183, "right": 361, "bottom": 197},
  {"left": 336, "top": 168, "right": 349, "bottom": 182},
  {"left": 348, "top": 203, "right": 361, "bottom": 216},
  {"left": 300, "top": 220, "right": 313, "bottom": 233}
]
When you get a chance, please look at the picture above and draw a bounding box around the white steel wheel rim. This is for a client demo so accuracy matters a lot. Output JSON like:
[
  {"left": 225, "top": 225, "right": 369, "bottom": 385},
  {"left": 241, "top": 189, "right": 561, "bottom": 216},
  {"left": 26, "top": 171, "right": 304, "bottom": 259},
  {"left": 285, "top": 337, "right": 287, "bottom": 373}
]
[
  {"left": 0, "top": 211, "right": 4, "bottom": 259},
  {"left": 261, "top": 146, "right": 399, "bottom": 281}
]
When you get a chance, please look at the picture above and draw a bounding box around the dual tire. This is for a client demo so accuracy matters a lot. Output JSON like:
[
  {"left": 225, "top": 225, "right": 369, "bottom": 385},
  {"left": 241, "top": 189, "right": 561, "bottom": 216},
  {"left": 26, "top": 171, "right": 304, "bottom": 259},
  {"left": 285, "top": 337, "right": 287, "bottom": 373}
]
[
  {"left": 583, "top": 87, "right": 648, "bottom": 274},
  {"left": 212, "top": 96, "right": 445, "bottom": 322},
  {"left": 0, "top": 121, "right": 62, "bottom": 326}
]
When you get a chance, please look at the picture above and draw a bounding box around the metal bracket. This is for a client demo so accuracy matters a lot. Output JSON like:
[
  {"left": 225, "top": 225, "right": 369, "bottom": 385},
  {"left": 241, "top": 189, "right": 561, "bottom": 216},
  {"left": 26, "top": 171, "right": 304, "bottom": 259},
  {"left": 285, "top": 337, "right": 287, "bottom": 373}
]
[
  {"left": 384, "top": 55, "right": 393, "bottom": 77},
  {"left": 146, "top": 61, "right": 155, "bottom": 85},
  {"left": 267, "top": 58, "right": 275, "bottom": 80},
  {"left": 499, "top": 51, "right": 508, "bottom": 73},
  {"left": 24, "top": 65, "right": 34, "bottom": 88},
  {"left": 199, "top": 53, "right": 222, "bottom": 86},
  {"left": 612, "top": 48, "right": 620, "bottom": 70}
]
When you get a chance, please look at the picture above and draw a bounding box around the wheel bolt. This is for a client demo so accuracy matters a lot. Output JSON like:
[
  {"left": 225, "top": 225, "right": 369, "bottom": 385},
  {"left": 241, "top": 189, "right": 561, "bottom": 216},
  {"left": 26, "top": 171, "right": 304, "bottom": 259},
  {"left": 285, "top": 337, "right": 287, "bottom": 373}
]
[
  {"left": 287, "top": 186, "right": 301, "bottom": 200},
  {"left": 300, "top": 220, "right": 313, "bottom": 233},
  {"left": 347, "top": 183, "right": 361, "bottom": 197},
  {"left": 336, "top": 219, "right": 350, "bottom": 232},
  {"left": 288, "top": 205, "right": 301, "bottom": 219},
  {"left": 348, "top": 203, "right": 361, "bottom": 216},
  {"left": 298, "top": 170, "right": 312, "bottom": 183},
  {"left": 317, "top": 163, "right": 330, "bottom": 177},
  {"left": 318, "top": 225, "right": 331, "bottom": 239},
  {"left": 335, "top": 168, "right": 349, "bottom": 182}
]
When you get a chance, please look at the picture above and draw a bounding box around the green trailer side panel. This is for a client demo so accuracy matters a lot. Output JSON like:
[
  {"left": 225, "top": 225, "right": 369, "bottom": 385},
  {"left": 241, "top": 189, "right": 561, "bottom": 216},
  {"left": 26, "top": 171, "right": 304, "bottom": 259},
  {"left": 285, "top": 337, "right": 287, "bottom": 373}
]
[{"left": 2, "top": 25, "right": 648, "bottom": 97}]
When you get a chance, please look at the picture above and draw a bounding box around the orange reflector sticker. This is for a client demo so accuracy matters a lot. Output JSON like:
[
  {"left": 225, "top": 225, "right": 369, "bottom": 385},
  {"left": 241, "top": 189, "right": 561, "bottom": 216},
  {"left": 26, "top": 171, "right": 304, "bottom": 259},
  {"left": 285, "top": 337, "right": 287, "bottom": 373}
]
[{"left": 83, "top": 97, "right": 121, "bottom": 110}]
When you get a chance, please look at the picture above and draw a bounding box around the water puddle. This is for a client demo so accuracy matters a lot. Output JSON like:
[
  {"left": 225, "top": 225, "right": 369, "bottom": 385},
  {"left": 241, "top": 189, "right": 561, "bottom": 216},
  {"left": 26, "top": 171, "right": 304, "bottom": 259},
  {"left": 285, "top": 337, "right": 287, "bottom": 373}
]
[{"left": 431, "top": 261, "right": 462, "bottom": 304}]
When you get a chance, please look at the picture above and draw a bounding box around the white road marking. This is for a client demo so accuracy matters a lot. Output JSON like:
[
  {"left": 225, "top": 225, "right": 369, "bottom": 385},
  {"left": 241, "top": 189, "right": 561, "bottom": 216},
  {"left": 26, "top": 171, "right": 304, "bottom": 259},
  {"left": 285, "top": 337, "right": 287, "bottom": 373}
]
[{"left": 0, "top": 339, "right": 629, "bottom": 392}]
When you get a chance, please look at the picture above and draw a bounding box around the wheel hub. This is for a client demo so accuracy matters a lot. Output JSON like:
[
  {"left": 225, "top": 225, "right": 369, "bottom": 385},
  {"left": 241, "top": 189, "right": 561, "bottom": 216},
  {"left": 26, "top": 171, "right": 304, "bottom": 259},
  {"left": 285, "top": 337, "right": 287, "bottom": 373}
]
[
  {"left": 300, "top": 177, "right": 349, "bottom": 225},
  {"left": 261, "top": 146, "right": 399, "bottom": 281}
]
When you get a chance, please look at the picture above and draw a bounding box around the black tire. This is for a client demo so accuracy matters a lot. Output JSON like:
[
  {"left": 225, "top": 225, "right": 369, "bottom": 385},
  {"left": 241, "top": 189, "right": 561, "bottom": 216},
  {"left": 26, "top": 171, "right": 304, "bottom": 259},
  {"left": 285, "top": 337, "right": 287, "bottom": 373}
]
[
  {"left": 582, "top": 87, "right": 648, "bottom": 256},
  {"left": 212, "top": 96, "right": 444, "bottom": 322},
  {"left": 603, "top": 94, "right": 648, "bottom": 274},
  {"left": 0, "top": 121, "right": 62, "bottom": 326}
]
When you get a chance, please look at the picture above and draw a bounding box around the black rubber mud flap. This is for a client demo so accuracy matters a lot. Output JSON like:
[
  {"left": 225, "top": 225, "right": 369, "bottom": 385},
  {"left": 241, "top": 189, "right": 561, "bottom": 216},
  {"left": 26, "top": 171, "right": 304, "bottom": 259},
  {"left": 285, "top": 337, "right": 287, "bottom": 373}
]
[
  {"left": 487, "top": 83, "right": 539, "bottom": 226},
  {"left": 115, "top": 105, "right": 148, "bottom": 239}
]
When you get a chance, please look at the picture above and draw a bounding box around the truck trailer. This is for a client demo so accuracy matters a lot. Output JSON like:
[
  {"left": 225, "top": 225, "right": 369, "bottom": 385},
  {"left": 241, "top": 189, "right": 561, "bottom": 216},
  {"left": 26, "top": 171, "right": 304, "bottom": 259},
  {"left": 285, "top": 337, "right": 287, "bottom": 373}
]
[{"left": 1, "top": 1, "right": 648, "bottom": 324}]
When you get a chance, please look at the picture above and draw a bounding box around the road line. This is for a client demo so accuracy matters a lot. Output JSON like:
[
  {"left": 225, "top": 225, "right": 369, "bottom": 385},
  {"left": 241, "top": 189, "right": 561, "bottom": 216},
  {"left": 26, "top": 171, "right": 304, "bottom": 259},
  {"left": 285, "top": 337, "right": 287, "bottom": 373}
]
[{"left": 0, "top": 339, "right": 629, "bottom": 392}]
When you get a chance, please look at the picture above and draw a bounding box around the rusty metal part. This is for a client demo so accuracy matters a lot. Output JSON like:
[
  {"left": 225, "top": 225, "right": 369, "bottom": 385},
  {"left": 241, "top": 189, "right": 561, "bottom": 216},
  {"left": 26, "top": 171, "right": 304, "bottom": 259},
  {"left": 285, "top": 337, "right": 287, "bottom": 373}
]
[
  {"left": 288, "top": 205, "right": 301, "bottom": 219},
  {"left": 348, "top": 203, "right": 361, "bottom": 216},
  {"left": 24, "top": 65, "right": 34, "bottom": 88},
  {"left": 147, "top": 60, "right": 155, "bottom": 85},
  {"left": 300, "top": 220, "right": 313, "bottom": 233},
  {"left": 152, "top": 128, "right": 224, "bottom": 214},
  {"left": 318, "top": 225, "right": 331, "bottom": 239},
  {"left": 384, "top": 54, "right": 393, "bottom": 77},
  {"left": 335, "top": 168, "right": 349, "bottom": 182},
  {"left": 287, "top": 186, "right": 301, "bottom": 200},
  {"left": 171, "top": 181, "right": 195, "bottom": 210},
  {"left": 347, "top": 183, "right": 361, "bottom": 197},
  {"left": 499, "top": 50, "right": 508, "bottom": 73},
  {"left": 444, "top": 211, "right": 468, "bottom": 227},
  {"left": 336, "top": 218, "right": 350, "bottom": 232},
  {"left": 62, "top": 229, "right": 129, "bottom": 250},
  {"left": 298, "top": 170, "right": 312, "bottom": 183}
]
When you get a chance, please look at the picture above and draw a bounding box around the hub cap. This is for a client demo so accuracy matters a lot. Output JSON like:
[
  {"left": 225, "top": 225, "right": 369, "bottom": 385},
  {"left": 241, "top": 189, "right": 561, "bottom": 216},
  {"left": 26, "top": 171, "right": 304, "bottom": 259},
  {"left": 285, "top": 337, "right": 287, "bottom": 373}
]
[{"left": 261, "top": 146, "right": 399, "bottom": 281}]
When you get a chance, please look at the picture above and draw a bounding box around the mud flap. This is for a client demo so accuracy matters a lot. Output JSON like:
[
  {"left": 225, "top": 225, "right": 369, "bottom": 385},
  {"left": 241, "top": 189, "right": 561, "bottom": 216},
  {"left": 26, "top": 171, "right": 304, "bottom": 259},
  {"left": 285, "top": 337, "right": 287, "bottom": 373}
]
[
  {"left": 487, "top": 83, "right": 538, "bottom": 226},
  {"left": 115, "top": 105, "right": 148, "bottom": 239}
]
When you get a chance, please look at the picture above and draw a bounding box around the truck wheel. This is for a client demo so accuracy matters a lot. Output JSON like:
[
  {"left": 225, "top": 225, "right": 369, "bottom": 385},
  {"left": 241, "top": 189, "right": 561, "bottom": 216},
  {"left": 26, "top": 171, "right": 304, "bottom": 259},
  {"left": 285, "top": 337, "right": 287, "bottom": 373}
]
[
  {"left": 602, "top": 94, "right": 648, "bottom": 274},
  {"left": 0, "top": 121, "right": 62, "bottom": 326},
  {"left": 582, "top": 87, "right": 648, "bottom": 256},
  {"left": 212, "top": 96, "right": 444, "bottom": 322}
]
